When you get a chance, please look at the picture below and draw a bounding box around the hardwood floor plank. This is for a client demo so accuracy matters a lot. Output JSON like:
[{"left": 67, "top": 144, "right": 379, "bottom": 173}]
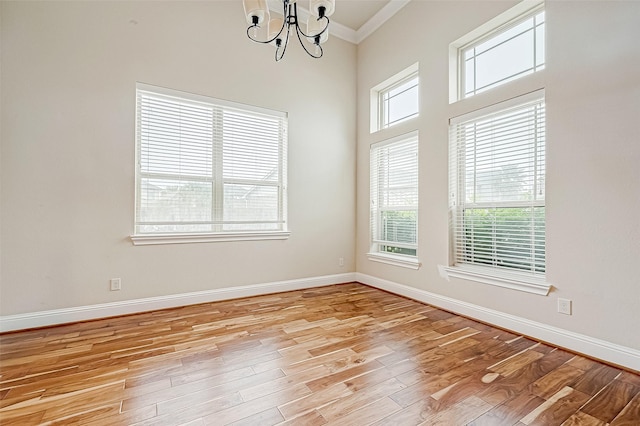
[
  {"left": 1, "top": 381, "right": 124, "bottom": 423},
  {"left": 277, "top": 408, "right": 327, "bottom": 426},
  {"left": 618, "top": 370, "right": 640, "bottom": 387},
  {"left": 280, "top": 348, "right": 358, "bottom": 376},
  {"left": 370, "top": 396, "right": 440, "bottom": 426},
  {"left": 304, "top": 359, "right": 385, "bottom": 392},
  {"left": 488, "top": 348, "right": 545, "bottom": 376},
  {"left": 610, "top": 392, "right": 640, "bottom": 425},
  {"left": 417, "top": 395, "right": 492, "bottom": 425},
  {"left": 0, "top": 283, "right": 638, "bottom": 426},
  {"left": 155, "top": 369, "right": 284, "bottom": 415},
  {"left": 203, "top": 382, "right": 313, "bottom": 425},
  {"left": 469, "top": 392, "right": 545, "bottom": 426},
  {"left": 240, "top": 365, "right": 330, "bottom": 401},
  {"left": 581, "top": 378, "right": 640, "bottom": 423},
  {"left": 0, "top": 408, "right": 45, "bottom": 424},
  {"left": 277, "top": 382, "right": 352, "bottom": 420},
  {"left": 431, "top": 370, "right": 500, "bottom": 406},
  {"left": 324, "top": 396, "right": 402, "bottom": 426},
  {"left": 317, "top": 377, "right": 405, "bottom": 421},
  {"left": 226, "top": 407, "right": 284, "bottom": 426},
  {"left": 530, "top": 364, "right": 584, "bottom": 399},
  {"left": 43, "top": 401, "right": 122, "bottom": 425},
  {"left": 521, "top": 386, "right": 591, "bottom": 426},
  {"left": 571, "top": 363, "right": 621, "bottom": 396},
  {"left": 478, "top": 348, "right": 574, "bottom": 406},
  {"left": 562, "top": 411, "right": 608, "bottom": 426},
  {"left": 133, "top": 392, "right": 243, "bottom": 426}
]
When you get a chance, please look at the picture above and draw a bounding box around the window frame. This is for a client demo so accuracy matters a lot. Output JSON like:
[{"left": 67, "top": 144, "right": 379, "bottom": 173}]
[
  {"left": 460, "top": 7, "right": 545, "bottom": 98},
  {"left": 370, "top": 63, "right": 419, "bottom": 133},
  {"left": 448, "top": 0, "right": 545, "bottom": 103},
  {"left": 131, "top": 83, "right": 289, "bottom": 246},
  {"left": 368, "top": 131, "right": 421, "bottom": 270}
]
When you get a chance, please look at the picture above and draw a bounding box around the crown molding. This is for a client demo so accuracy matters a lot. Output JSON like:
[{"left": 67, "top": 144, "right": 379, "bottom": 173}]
[
  {"left": 265, "top": 0, "right": 411, "bottom": 45},
  {"left": 356, "top": 0, "right": 411, "bottom": 44}
]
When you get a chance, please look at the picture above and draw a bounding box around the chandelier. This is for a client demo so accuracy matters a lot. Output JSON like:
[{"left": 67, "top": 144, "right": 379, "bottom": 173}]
[{"left": 243, "top": 0, "right": 336, "bottom": 61}]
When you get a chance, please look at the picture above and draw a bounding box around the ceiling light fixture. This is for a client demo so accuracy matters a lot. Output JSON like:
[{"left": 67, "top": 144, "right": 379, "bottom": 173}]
[{"left": 243, "top": 0, "right": 335, "bottom": 61}]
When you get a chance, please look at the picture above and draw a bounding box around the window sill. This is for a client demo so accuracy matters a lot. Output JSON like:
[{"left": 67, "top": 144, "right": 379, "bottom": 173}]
[
  {"left": 131, "top": 231, "right": 291, "bottom": 246},
  {"left": 437, "top": 264, "right": 551, "bottom": 296},
  {"left": 367, "top": 253, "right": 421, "bottom": 270}
]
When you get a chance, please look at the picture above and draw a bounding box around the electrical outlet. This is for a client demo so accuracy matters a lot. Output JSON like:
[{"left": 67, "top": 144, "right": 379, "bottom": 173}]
[
  {"left": 110, "top": 278, "right": 122, "bottom": 291},
  {"left": 338, "top": 257, "right": 344, "bottom": 267},
  {"left": 557, "top": 298, "right": 571, "bottom": 315}
]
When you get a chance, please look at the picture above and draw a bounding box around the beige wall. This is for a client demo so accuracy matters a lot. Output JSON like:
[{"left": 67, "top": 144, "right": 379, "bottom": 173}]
[
  {"left": 356, "top": 1, "right": 640, "bottom": 350},
  {"left": 0, "top": 1, "right": 356, "bottom": 315}
]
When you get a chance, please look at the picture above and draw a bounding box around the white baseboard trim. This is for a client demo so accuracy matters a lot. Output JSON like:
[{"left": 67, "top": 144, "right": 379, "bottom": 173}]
[
  {"left": 356, "top": 272, "right": 640, "bottom": 372},
  {"left": 4, "top": 271, "right": 638, "bottom": 371},
  {"left": 0, "top": 273, "right": 357, "bottom": 333}
]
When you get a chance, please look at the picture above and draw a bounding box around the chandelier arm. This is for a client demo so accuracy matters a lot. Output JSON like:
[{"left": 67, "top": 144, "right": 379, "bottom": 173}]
[
  {"left": 295, "top": 24, "right": 323, "bottom": 59},
  {"left": 247, "top": 25, "right": 271, "bottom": 44},
  {"left": 296, "top": 16, "right": 330, "bottom": 39},
  {"left": 276, "top": 23, "right": 292, "bottom": 62},
  {"left": 247, "top": 20, "right": 288, "bottom": 44}
]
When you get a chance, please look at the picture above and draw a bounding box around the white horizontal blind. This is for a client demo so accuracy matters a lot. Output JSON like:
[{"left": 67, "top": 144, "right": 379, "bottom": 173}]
[
  {"left": 135, "top": 85, "right": 287, "bottom": 234},
  {"left": 370, "top": 133, "right": 418, "bottom": 257},
  {"left": 449, "top": 96, "right": 545, "bottom": 275}
]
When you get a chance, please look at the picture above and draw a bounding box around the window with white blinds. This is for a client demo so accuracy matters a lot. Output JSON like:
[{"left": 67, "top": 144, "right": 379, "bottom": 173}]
[
  {"left": 135, "top": 84, "right": 287, "bottom": 237},
  {"left": 370, "top": 132, "right": 418, "bottom": 260},
  {"left": 449, "top": 92, "right": 545, "bottom": 277}
]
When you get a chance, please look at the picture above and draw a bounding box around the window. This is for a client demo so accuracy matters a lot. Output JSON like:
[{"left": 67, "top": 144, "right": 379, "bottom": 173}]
[
  {"left": 450, "top": 2, "right": 545, "bottom": 101},
  {"left": 448, "top": 92, "right": 546, "bottom": 286},
  {"left": 369, "top": 132, "right": 419, "bottom": 269},
  {"left": 370, "top": 63, "right": 419, "bottom": 132},
  {"left": 380, "top": 73, "right": 419, "bottom": 129},
  {"left": 133, "top": 84, "right": 288, "bottom": 244}
]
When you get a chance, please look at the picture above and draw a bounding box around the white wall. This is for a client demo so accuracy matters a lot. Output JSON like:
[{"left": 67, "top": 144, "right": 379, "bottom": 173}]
[
  {"left": 356, "top": 1, "right": 640, "bottom": 350},
  {"left": 0, "top": 1, "right": 356, "bottom": 315}
]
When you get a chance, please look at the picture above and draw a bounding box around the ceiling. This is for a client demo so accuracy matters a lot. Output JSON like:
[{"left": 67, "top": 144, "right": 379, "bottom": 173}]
[{"left": 330, "top": 0, "right": 391, "bottom": 32}]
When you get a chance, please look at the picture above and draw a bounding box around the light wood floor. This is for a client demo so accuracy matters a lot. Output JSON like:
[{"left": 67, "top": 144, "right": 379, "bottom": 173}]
[{"left": 1, "top": 283, "right": 639, "bottom": 425}]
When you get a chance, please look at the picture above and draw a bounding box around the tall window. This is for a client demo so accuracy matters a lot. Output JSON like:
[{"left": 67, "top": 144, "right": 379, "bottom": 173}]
[
  {"left": 370, "top": 133, "right": 418, "bottom": 262},
  {"left": 449, "top": 92, "right": 545, "bottom": 277},
  {"left": 134, "top": 84, "right": 287, "bottom": 238},
  {"left": 371, "top": 63, "right": 419, "bottom": 132}
]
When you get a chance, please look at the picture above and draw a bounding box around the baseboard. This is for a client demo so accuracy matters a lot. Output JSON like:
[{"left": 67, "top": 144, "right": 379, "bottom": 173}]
[
  {"left": 0, "top": 273, "right": 357, "bottom": 333},
  {"left": 356, "top": 272, "right": 640, "bottom": 372},
  {"left": 4, "top": 271, "right": 638, "bottom": 372}
]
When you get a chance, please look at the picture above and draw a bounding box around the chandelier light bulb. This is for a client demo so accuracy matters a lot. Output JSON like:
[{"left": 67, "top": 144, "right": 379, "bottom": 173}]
[
  {"left": 309, "top": 0, "right": 335, "bottom": 18},
  {"left": 242, "top": 0, "right": 269, "bottom": 25}
]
